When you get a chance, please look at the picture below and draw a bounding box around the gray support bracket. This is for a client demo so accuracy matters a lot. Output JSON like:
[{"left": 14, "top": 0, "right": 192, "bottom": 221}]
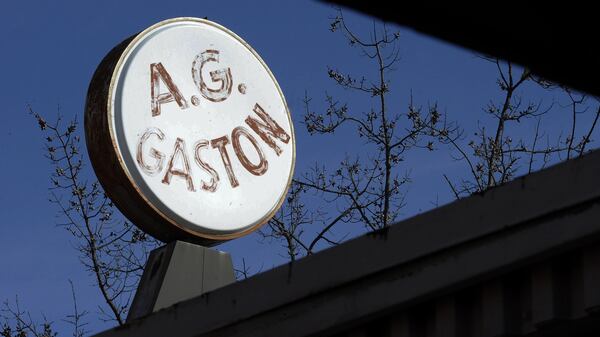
[{"left": 127, "top": 241, "right": 235, "bottom": 322}]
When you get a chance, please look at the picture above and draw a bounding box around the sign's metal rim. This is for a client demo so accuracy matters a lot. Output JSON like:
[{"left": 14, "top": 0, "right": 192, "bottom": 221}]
[{"left": 106, "top": 17, "right": 296, "bottom": 241}]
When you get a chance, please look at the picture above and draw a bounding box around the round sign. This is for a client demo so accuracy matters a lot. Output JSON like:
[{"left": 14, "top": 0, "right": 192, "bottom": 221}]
[{"left": 85, "top": 17, "right": 295, "bottom": 245}]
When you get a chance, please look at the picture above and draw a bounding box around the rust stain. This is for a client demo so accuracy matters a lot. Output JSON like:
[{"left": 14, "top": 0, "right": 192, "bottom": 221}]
[
  {"left": 211, "top": 135, "right": 239, "bottom": 188},
  {"left": 162, "top": 137, "right": 195, "bottom": 192},
  {"left": 191, "top": 95, "right": 200, "bottom": 106},
  {"left": 194, "top": 140, "right": 220, "bottom": 192},
  {"left": 136, "top": 127, "right": 166, "bottom": 176},
  {"left": 238, "top": 83, "right": 247, "bottom": 95},
  {"left": 150, "top": 62, "right": 189, "bottom": 116},
  {"left": 192, "top": 50, "right": 233, "bottom": 103},
  {"left": 245, "top": 103, "right": 290, "bottom": 156},
  {"left": 232, "top": 126, "right": 268, "bottom": 176}
]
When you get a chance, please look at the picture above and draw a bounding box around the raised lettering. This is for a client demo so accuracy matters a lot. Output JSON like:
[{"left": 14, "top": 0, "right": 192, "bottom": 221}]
[
  {"left": 162, "top": 137, "right": 195, "bottom": 192},
  {"left": 245, "top": 103, "right": 290, "bottom": 156},
  {"left": 194, "top": 140, "right": 220, "bottom": 192},
  {"left": 150, "top": 62, "right": 188, "bottom": 117},
  {"left": 232, "top": 126, "right": 268, "bottom": 176},
  {"left": 211, "top": 135, "right": 239, "bottom": 188},
  {"left": 192, "top": 50, "right": 233, "bottom": 103},
  {"left": 136, "top": 127, "right": 166, "bottom": 176}
]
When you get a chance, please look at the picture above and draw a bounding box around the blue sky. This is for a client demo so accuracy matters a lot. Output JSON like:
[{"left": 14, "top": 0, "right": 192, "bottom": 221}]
[{"left": 1, "top": 0, "right": 597, "bottom": 335}]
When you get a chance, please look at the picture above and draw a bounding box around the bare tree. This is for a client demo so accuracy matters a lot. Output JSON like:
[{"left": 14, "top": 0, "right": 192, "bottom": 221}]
[
  {"left": 62, "top": 281, "right": 88, "bottom": 337},
  {"left": 1, "top": 297, "right": 57, "bottom": 337},
  {"left": 262, "top": 10, "right": 455, "bottom": 257},
  {"left": 1, "top": 281, "right": 88, "bottom": 337},
  {"left": 262, "top": 13, "right": 600, "bottom": 262},
  {"left": 260, "top": 182, "right": 311, "bottom": 261},
  {"left": 440, "top": 59, "right": 600, "bottom": 198},
  {"left": 562, "top": 88, "right": 600, "bottom": 159},
  {"left": 28, "top": 107, "right": 160, "bottom": 325}
]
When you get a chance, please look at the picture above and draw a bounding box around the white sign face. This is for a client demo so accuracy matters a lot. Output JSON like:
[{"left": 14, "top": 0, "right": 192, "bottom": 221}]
[{"left": 108, "top": 18, "right": 295, "bottom": 238}]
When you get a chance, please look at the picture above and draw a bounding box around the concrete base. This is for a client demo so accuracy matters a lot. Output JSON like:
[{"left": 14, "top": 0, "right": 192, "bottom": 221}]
[{"left": 127, "top": 241, "right": 235, "bottom": 322}]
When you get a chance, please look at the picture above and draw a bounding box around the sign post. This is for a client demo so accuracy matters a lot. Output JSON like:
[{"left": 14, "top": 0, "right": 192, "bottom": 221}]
[{"left": 84, "top": 17, "right": 295, "bottom": 319}]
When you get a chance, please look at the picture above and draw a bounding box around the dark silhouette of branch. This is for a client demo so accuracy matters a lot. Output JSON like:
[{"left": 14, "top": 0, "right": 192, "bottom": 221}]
[
  {"left": 29, "top": 106, "right": 161, "bottom": 325},
  {"left": 62, "top": 281, "right": 88, "bottom": 337},
  {"left": 439, "top": 59, "right": 600, "bottom": 198},
  {"left": 263, "top": 10, "right": 455, "bottom": 260},
  {"left": 1, "top": 297, "right": 57, "bottom": 337}
]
